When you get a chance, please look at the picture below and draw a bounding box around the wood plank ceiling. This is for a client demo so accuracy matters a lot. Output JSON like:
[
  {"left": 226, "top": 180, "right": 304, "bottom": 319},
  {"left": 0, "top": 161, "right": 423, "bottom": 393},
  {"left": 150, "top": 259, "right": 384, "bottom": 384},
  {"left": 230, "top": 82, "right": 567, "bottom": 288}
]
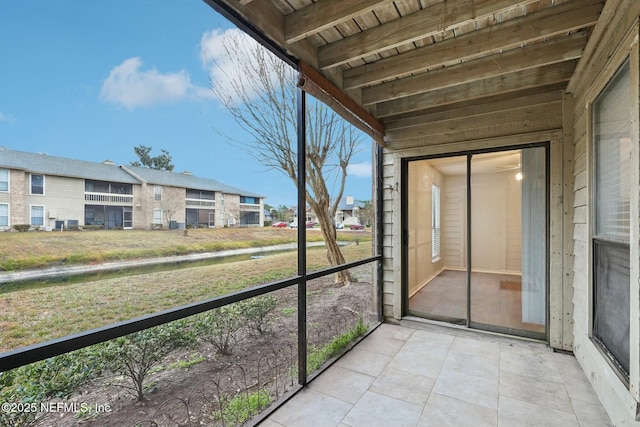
[{"left": 218, "top": 0, "right": 604, "bottom": 144}]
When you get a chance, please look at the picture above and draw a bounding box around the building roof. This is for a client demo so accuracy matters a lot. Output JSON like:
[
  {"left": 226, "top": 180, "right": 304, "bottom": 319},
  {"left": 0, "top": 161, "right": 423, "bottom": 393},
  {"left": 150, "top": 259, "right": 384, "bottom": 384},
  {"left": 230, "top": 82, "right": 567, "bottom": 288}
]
[
  {"left": 122, "top": 165, "right": 262, "bottom": 198},
  {"left": 0, "top": 146, "right": 262, "bottom": 197},
  {"left": 0, "top": 146, "right": 140, "bottom": 184},
  {"left": 337, "top": 196, "right": 365, "bottom": 211}
]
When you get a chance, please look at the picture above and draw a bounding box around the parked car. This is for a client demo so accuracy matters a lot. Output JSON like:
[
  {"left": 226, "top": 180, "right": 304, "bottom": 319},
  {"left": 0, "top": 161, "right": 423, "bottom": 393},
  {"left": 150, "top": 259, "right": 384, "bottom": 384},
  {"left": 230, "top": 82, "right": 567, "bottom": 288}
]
[
  {"left": 289, "top": 222, "right": 298, "bottom": 228},
  {"left": 305, "top": 221, "right": 315, "bottom": 228},
  {"left": 335, "top": 222, "right": 344, "bottom": 229},
  {"left": 271, "top": 221, "right": 288, "bottom": 228},
  {"left": 349, "top": 223, "right": 365, "bottom": 230}
]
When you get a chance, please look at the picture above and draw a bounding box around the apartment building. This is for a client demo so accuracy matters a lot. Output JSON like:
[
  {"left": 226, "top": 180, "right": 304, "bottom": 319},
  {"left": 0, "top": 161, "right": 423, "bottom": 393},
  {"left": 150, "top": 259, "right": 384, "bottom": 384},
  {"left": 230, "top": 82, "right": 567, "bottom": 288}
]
[{"left": 0, "top": 147, "right": 263, "bottom": 230}]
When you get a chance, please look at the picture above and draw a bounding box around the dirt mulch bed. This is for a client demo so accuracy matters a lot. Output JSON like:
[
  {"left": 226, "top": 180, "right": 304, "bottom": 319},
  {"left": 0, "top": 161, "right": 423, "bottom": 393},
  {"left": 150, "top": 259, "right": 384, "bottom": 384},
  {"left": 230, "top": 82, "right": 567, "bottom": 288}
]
[{"left": 35, "top": 268, "right": 375, "bottom": 427}]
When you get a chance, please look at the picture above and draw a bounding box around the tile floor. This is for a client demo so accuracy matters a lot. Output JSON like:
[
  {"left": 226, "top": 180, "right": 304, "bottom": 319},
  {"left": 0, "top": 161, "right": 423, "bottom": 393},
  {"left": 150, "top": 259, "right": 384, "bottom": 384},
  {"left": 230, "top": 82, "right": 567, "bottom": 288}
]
[
  {"left": 261, "top": 322, "right": 612, "bottom": 427},
  {"left": 409, "top": 270, "right": 545, "bottom": 334}
]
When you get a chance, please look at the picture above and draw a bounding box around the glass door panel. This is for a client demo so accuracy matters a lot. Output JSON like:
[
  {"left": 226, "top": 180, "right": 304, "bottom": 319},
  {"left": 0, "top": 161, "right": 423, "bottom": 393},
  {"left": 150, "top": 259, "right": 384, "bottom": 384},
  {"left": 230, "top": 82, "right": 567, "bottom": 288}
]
[
  {"left": 469, "top": 148, "right": 546, "bottom": 336},
  {"left": 123, "top": 207, "right": 133, "bottom": 229},
  {"left": 407, "top": 156, "right": 467, "bottom": 323}
]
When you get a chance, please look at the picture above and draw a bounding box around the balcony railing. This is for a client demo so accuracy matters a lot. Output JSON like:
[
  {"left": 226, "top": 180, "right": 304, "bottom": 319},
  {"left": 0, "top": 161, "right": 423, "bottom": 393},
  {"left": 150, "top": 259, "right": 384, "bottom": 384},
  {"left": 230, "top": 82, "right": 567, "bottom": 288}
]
[
  {"left": 185, "top": 198, "right": 216, "bottom": 207},
  {"left": 239, "top": 203, "right": 261, "bottom": 212},
  {"left": 84, "top": 192, "right": 134, "bottom": 204},
  {"left": 0, "top": 255, "right": 381, "bottom": 426}
]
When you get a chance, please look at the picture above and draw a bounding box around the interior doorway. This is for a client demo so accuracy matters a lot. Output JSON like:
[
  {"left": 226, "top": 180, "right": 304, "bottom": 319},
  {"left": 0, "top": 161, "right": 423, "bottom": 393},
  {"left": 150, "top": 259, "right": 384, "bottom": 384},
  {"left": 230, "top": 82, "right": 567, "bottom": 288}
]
[{"left": 405, "top": 146, "right": 547, "bottom": 339}]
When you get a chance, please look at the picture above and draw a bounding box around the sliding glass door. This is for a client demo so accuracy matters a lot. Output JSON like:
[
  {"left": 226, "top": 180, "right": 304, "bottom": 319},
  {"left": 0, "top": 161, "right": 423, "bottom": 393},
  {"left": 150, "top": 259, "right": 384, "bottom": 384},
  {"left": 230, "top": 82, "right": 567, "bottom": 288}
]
[
  {"left": 406, "top": 146, "right": 547, "bottom": 339},
  {"left": 406, "top": 155, "right": 467, "bottom": 324}
]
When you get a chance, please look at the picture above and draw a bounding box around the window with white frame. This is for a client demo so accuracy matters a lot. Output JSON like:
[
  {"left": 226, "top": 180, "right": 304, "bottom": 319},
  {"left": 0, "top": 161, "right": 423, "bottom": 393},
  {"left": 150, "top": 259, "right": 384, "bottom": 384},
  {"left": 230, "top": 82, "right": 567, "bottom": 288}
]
[
  {"left": 0, "top": 204, "right": 8, "bottom": 226},
  {"left": 592, "top": 58, "right": 631, "bottom": 378},
  {"left": 154, "top": 185, "right": 162, "bottom": 201},
  {"left": 0, "top": 169, "right": 8, "bottom": 191},
  {"left": 31, "top": 174, "right": 44, "bottom": 195},
  {"left": 432, "top": 184, "right": 441, "bottom": 261},
  {"left": 153, "top": 209, "right": 163, "bottom": 225},
  {"left": 31, "top": 205, "right": 44, "bottom": 226}
]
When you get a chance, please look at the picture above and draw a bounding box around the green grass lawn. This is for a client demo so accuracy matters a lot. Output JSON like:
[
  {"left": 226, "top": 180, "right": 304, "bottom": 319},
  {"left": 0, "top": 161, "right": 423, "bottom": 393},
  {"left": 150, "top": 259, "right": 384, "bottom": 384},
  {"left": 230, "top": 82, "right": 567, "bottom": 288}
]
[
  {"left": 0, "top": 233, "right": 374, "bottom": 352},
  {"left": 0, "top": 227, "right": 371, "bottom": 271}
]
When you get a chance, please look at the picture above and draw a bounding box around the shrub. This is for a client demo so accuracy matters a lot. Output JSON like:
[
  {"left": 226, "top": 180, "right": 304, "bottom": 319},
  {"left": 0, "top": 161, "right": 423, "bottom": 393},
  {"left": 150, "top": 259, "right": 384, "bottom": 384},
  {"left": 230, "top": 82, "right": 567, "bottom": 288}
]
[
  {"left": 195, "top": 304, "right": 243, "bottom": 356},
  {"left": 99, "top": 319, "right": 196, "bottom": 401},
  {"left": 0, "top": 346, "right": 105, "bottom": 427},
  {"left": 238, "top": 296, "right": 277, "bottom": 335},
  {"left": 12, "top": 224, "right": 30, "bottom": 232}
]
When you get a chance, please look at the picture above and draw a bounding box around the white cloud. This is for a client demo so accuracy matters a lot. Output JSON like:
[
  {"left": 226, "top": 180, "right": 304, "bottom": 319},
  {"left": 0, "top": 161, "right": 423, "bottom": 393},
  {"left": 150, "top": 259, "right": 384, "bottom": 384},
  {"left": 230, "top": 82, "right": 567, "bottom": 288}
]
[
  {"left": 100, "top": 57, "right": 210, "bottom": 109},
  {"left": 0, "top": 112, "right": 17, "bottom": 123},
  {"left": 199, "top": 28, "right": 285, "bottom": 103},
  {"left": 348, "top": 162, "right": 372, "bottom": 178}
]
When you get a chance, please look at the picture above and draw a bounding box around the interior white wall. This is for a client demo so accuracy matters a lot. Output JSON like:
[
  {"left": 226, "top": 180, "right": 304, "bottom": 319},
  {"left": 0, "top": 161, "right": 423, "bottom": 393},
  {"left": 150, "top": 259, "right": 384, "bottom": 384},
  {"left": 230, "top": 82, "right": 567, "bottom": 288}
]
[
  {"left": 407, "top": 160, "right": 444, "bottom": 295},
  {"left": 471, "top": 170, "right": 522, "bottom": 273},
  {"left": 442, "top": 174, "right": 466, "bottom": 268},
  {"left": 440, "top": 169, "right": 521, "bottom": 273}
]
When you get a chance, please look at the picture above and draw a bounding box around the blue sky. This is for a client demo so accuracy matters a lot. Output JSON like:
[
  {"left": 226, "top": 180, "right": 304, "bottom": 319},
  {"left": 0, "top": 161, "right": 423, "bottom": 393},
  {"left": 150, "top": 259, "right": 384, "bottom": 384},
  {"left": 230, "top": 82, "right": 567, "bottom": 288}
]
[{"left": 0, "top": 1, "right": 373, "bottom": 208}]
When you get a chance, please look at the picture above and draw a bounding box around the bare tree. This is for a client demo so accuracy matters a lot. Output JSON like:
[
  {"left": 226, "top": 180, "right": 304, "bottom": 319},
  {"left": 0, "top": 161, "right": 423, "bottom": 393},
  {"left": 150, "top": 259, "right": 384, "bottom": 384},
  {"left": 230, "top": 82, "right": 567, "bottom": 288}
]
[
  {"left": 161, "top": 186, "right": 185, "bottom": 228},
  {"left": 204, "top": 30, "right": 362, "bottom": 284}
]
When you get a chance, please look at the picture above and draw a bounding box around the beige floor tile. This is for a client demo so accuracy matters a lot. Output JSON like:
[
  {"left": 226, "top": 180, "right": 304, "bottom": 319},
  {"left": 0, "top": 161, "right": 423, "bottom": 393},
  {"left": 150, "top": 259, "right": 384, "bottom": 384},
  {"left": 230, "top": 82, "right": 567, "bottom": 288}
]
[
  {"left": 571, "top": 398, "right": 613, "bottom": 427},
  {"left": 269, "top": 388, "right": 352, "bottom": 427},
  {"left": 433, "top": 367, "right": 499, "bottom": 410},
  {"left": 442, "top": 350, "right": 499, "bottom": 381},
  {"left": 354, "top": 332, "right": 406, "bottom": 357},
  {"left": 371, "top": 323, "right": 415, "bottom": 341},
  {"left": 342, "top": 391, "right": 423, "bottom": 427},
  {"left": 334, "top": 348, "right": 391, "bottom": 377},
  {"left": 499, "top": 370, "right": 574, "bottom": 414},
  {"left": 387, "top": 348, "right": 446, "bottom": 379},
  {"left": 369, "top": 366, "right": 435, "bottom": 406},
  {"left": 498, "top": 395, "right": 580, "bottom": 427},
  {"left": 500, "top": 346, "right": 564, "bottom": 384},
  {"left": 309, "top": 366, "right": 374, "bottom": 404},
  {"left": 551, "top": 353, "right": 602, "bottom": 405},
  {"left": 418, "top": 393, "right": 498, "bottom": 427},
  {"left": 263, "top": 324, "right": 612, "bottom": 427},
  {"left": 449, "top": 335, "right": 501, "bottom": 359},
  {"left": 259, "top": 419, "right": 285, "bottom": 427},
  {"left": 401, "top": 331, "right": 453, "bottom": 359}
]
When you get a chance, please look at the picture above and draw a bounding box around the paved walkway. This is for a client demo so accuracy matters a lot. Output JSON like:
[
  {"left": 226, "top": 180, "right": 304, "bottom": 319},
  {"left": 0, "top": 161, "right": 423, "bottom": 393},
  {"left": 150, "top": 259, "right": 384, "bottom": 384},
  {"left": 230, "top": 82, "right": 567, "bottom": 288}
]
[{"left": 262, "top": 323, "right": 612, "bottom": 427}]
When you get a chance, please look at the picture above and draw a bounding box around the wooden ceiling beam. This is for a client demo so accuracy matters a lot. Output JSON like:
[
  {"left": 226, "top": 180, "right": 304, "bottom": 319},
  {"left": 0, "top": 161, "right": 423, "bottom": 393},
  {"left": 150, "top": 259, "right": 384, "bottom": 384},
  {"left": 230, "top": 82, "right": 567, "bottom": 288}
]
[
  {"left": 285, "top": 0, "right": 393, "bottom": 44},
  {"left": 344, "top": 0, "right": 603, "bottom": 90},
  {"left": 386, "top": 101, "right": 561, "bottom": 142},
  {"left": 382, "top": 84, "right": 567, "bottom": 126},
  {"left": 376, "top": 60, "right": 577, "bottom": 117},
  {"left": 385, "top": 91, "right": 561, "bottom": 134},
  {"left": 363, "top": 32, "right": 587, "bottom": 105},
  {"left": 318, "top": 0, "right": 539, "bottom": 70}
]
